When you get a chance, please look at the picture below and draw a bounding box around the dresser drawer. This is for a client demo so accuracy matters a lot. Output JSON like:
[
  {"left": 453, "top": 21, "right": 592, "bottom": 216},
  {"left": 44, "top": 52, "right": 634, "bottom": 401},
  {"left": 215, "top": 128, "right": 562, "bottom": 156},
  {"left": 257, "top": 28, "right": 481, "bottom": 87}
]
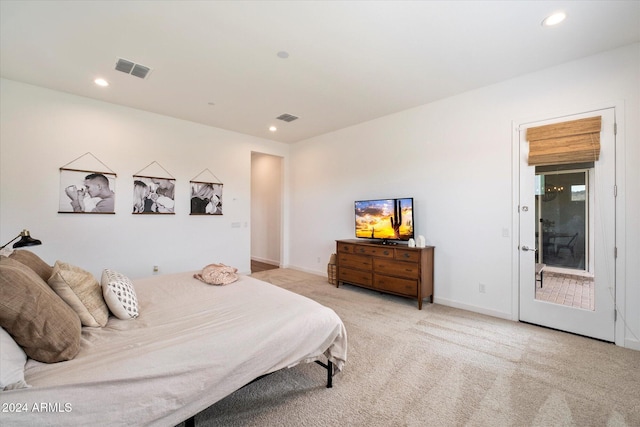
[
  {"left": 394, "top": 249, "right": 420, "bottom": 262},
  {"left": 338, "top": 253, "right": 372, "bottom": 270},
  {"left": 337, "top": 242, "right": 357, "bottom": 254},
  {"left": 374, "top": 274, "right": 417, "bottom": 296},
  {"left": 365, "top": 246, "right": 394, "bottom": 258},
  {"left": 346, "top": 244, "right": 393, "bottom": 258},
  {"left": 373, "top": 259, "right": 420, "bottom": 279},
  {"left": 338, "top": 267, "right": 372, "bottom": 286}
]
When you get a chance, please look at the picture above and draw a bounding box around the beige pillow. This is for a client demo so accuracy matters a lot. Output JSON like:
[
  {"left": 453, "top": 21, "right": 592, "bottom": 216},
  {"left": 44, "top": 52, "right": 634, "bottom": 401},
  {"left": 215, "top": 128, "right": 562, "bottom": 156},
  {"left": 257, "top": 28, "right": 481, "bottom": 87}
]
[
  {"left": 9, "top": 249, "right": 53, "bottom": 282},
  {"left": 48, "top": 261, "right": 109, "bottom": 327},
  {"left": 101, "top": 269, "right": 139, "bottom": 319},
  {"left": 0, "top": 257, "right": 81, "bottom": 363}
]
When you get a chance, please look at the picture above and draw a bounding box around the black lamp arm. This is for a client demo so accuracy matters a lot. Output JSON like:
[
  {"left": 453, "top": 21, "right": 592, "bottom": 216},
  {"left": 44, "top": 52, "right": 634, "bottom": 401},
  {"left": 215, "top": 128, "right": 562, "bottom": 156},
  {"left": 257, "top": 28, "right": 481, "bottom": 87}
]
[
  {"left": 1, "top": 229, "right": 42, "bottom": 250},
  {"left": 0, "top": 234, "right": 22, "bottom": 250}
]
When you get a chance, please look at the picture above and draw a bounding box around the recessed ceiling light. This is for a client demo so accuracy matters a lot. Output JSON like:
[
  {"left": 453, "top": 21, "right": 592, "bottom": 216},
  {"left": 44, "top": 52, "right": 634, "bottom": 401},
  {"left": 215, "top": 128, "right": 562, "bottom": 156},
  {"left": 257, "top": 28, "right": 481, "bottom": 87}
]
[
  {"left": 277, "top": 51, "right": 289, "bottom": 59},
  {"left": 94, "top": 78, "right": 109, "bottom": 87},
  {"left": 269, "top": 126, "right": 277, "bottom": 132},
  {"left": 542, "top": 12, "right": 566, "bottom": 27}
]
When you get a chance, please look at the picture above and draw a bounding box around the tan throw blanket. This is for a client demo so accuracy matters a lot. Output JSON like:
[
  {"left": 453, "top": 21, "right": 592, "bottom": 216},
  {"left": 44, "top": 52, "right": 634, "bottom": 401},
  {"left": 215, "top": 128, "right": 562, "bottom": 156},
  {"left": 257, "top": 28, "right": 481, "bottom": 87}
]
[{"left": 194, "top": 263, "right": 238, "bottom": 285}]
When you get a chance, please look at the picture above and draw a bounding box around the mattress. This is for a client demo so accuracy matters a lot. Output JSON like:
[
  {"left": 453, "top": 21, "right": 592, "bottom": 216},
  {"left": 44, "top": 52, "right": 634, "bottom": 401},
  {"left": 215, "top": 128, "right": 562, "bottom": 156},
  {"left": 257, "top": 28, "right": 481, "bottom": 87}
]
[{"left": 0, "top": 272, "right": 347, "bottom": 426}]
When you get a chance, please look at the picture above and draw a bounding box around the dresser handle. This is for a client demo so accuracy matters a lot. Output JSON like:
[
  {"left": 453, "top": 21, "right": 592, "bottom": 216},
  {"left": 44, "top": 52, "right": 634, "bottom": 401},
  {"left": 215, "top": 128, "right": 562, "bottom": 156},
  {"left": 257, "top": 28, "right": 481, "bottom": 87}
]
[
  {"left": 403, "top": 253, "right": 410, "bottom": 258},
  {"left": 383, "top": 250, "right": 389, "bottom": 255}
]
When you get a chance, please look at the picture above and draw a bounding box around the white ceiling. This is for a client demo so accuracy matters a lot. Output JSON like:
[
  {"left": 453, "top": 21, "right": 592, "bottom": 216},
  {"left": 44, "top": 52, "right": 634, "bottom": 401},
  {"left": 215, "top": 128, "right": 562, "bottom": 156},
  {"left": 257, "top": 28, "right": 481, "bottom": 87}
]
[{"left": 1, "top": 1, "right": 639, "bottom": 143}]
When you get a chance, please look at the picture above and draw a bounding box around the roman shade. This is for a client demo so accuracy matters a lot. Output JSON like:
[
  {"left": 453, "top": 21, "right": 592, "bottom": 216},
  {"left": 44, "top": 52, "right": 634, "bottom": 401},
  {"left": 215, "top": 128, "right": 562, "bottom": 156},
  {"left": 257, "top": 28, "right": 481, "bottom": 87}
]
[{"left": 526, "top": 116, "right": 601, "bottom": 166}]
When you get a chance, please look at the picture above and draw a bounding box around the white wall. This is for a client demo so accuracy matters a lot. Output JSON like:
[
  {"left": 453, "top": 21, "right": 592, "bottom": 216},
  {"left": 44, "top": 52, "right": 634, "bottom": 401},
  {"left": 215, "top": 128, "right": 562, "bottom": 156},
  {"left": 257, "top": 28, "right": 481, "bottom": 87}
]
[
  {"left": 289, "top": 44, "right": 640, "bottom": 348},
  {"left": 2, "top": 44, "right": 637, "bottom": 349},
  {"left": 251, "top": 152, "right": 283, "bottom": 265},
  {"left": 0, "top": 79, "right": 290, "bottom": 278}
]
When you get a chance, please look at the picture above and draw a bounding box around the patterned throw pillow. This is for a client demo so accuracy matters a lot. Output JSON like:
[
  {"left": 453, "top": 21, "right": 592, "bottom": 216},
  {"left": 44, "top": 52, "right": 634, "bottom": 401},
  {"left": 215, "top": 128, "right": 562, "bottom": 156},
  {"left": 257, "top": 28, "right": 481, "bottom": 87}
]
[{"left": 101, "top": 269, "right": 139, "bottom": 319}]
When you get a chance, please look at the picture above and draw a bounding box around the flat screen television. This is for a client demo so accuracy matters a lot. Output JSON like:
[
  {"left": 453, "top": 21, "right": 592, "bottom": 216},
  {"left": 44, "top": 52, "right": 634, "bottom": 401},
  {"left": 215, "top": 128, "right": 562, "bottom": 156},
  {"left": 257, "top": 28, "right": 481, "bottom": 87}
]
[{"left": 354, "top": 198, "right": 414, "bottom": 244}]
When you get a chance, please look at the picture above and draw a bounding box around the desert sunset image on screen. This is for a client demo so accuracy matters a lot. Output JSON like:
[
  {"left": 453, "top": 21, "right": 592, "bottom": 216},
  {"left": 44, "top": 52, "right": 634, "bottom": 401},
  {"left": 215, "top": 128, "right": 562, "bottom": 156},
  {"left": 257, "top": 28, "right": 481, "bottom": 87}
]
[{"left": 355, "top": 198, "right": 413, "bottom": 240}]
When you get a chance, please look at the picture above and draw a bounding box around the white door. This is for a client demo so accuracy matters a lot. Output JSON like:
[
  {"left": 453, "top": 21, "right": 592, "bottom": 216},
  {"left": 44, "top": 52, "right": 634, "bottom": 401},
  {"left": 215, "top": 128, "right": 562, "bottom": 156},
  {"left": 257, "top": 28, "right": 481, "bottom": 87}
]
[{"left": 518, "top": 108, "right": 616, "bottom": 342}]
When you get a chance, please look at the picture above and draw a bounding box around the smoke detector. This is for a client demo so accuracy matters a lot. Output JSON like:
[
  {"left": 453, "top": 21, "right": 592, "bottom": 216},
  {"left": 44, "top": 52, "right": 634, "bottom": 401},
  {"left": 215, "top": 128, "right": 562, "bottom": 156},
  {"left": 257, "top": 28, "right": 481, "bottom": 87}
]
[
  {"left": 276, "top": 113, "right": 299, "bottom": 122},
  {"left": 115, "top": 58, "right": 152, "bottom": 79}
]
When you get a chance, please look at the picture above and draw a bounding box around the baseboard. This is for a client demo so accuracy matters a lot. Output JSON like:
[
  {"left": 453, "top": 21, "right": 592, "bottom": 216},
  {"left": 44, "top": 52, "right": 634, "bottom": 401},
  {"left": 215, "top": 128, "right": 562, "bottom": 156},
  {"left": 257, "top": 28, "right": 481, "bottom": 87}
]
[
  {"left": 285, "top": 267, "right": 512, "bottom": 320},
  {"left": 624, "top": 337, "right": 640, "bottom": 351},
  {"left": 285, "top": 264, "right": 327, "bottom": 278},
  {"left": 250, "top": 256, "right": 280, "bottom": 267},
  {"left": 434, "top": 297, "right": 513, "bottom": 321}
]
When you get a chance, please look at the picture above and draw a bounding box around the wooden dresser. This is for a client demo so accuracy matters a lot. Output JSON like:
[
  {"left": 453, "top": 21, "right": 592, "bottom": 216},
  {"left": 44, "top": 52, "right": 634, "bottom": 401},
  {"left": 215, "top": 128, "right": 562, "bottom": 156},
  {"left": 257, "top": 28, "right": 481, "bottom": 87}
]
[{"left": 335, "top": 239, "right": 434, "bottom": 309}]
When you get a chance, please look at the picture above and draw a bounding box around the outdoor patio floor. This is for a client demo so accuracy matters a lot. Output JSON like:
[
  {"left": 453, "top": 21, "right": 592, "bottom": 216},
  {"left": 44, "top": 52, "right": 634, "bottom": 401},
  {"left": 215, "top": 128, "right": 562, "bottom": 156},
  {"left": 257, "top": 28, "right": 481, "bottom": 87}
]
[{"left": 535, "top": 271, "right": 595, "bottom": 311}]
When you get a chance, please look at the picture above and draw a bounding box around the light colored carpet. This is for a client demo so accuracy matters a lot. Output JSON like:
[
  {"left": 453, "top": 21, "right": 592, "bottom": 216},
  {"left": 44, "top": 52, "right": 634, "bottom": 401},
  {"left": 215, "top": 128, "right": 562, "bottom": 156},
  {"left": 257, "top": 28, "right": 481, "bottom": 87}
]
[{"left": 181, "top": 269, "right": 640, "bottom": 427}]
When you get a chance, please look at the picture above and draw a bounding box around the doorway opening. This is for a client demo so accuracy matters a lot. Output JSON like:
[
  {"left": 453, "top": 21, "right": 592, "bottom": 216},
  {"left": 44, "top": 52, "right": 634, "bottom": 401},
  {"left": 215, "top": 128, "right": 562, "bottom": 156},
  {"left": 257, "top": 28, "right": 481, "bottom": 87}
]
[{"left": 250, "top": 152, "right": 283, "bottom": 272}]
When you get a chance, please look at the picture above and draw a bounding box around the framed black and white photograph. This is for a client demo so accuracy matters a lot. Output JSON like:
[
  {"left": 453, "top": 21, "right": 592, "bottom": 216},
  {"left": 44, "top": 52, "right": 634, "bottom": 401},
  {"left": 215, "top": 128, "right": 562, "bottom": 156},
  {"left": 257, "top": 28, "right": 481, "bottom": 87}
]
[
  {"left": 58, "top": 169, "right": 116, "bottom": 214},
  {"left": 132, "top": 176, "right": 176, "bottom": 214},
  {"left": 190, "top": 181, "right": 223, "bottom": 215}
]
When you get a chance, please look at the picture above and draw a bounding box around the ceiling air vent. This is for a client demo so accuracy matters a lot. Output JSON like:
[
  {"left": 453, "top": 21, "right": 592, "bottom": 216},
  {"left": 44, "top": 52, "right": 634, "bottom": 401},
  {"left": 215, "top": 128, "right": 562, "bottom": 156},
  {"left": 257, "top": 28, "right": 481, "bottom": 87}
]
[
  {"left": 276, "top": 113, "right": 299, "bottom": 122},
  {"left": 115, "top": 58, "right": 152, "bottom": 79}
]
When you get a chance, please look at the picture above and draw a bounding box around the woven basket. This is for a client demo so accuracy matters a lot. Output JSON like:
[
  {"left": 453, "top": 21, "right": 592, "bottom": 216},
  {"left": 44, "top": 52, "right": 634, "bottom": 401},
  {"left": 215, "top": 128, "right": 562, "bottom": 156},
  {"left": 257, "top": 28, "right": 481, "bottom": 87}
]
[{"left": 327, "top": 253, "right": 337, "bottom": 286}]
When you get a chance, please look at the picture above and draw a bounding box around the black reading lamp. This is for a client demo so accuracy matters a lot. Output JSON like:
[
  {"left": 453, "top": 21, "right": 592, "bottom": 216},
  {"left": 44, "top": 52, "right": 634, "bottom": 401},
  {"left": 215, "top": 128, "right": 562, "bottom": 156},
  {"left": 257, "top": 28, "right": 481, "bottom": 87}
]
[{"left": 0, "top": 229, "right": 42, "bottom": 250}]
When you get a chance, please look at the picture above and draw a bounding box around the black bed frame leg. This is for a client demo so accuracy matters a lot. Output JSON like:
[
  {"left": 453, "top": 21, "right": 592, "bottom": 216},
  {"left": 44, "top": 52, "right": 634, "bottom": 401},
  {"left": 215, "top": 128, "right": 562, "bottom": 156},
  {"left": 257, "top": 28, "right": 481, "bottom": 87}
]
[
  {"left": 181, "top": 360, "right": 335, "bottom": 426},
  {"left": 314, "top": 359, "right": 334, "bottom": 388}
]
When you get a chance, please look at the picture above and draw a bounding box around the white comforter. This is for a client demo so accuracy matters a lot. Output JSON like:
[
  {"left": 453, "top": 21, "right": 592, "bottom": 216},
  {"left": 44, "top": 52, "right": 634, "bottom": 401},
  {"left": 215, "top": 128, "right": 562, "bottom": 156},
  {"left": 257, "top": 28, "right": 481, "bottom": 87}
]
[{"left": 0, "top": 272, "right": 347, "bottom": 426}]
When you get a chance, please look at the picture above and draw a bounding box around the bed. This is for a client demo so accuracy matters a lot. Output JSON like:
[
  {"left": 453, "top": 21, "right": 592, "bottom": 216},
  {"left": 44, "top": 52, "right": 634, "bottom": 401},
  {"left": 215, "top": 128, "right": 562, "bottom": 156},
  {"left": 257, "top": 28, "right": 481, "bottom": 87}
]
[{"left": 0, "top": 252, "right": 347, "bottom": 426}]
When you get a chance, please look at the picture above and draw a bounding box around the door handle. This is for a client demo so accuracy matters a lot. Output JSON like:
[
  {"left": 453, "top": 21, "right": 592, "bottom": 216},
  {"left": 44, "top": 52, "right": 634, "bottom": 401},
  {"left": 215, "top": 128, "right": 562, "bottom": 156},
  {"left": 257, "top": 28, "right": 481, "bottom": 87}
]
[{"left": 521, "top": 245, "right": 538, "bottom": 252}]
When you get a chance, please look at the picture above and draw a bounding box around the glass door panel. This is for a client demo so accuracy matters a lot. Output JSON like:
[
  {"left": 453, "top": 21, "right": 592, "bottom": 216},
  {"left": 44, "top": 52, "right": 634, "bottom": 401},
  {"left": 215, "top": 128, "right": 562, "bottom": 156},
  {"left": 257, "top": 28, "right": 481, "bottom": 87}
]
[
  {"left": 535, "top": 169, "right": 593, "bottom": 310},
  {"left": 536, "top": 170, "right": 588, "bottom": 271}
]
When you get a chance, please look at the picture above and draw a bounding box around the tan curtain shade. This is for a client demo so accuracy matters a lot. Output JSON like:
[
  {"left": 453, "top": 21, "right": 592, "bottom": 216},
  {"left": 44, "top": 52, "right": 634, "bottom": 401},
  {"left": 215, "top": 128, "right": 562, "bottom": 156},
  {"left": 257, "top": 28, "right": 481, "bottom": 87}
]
[{"left": 526, "top": 116, "right": 601, "bottom": 166}]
